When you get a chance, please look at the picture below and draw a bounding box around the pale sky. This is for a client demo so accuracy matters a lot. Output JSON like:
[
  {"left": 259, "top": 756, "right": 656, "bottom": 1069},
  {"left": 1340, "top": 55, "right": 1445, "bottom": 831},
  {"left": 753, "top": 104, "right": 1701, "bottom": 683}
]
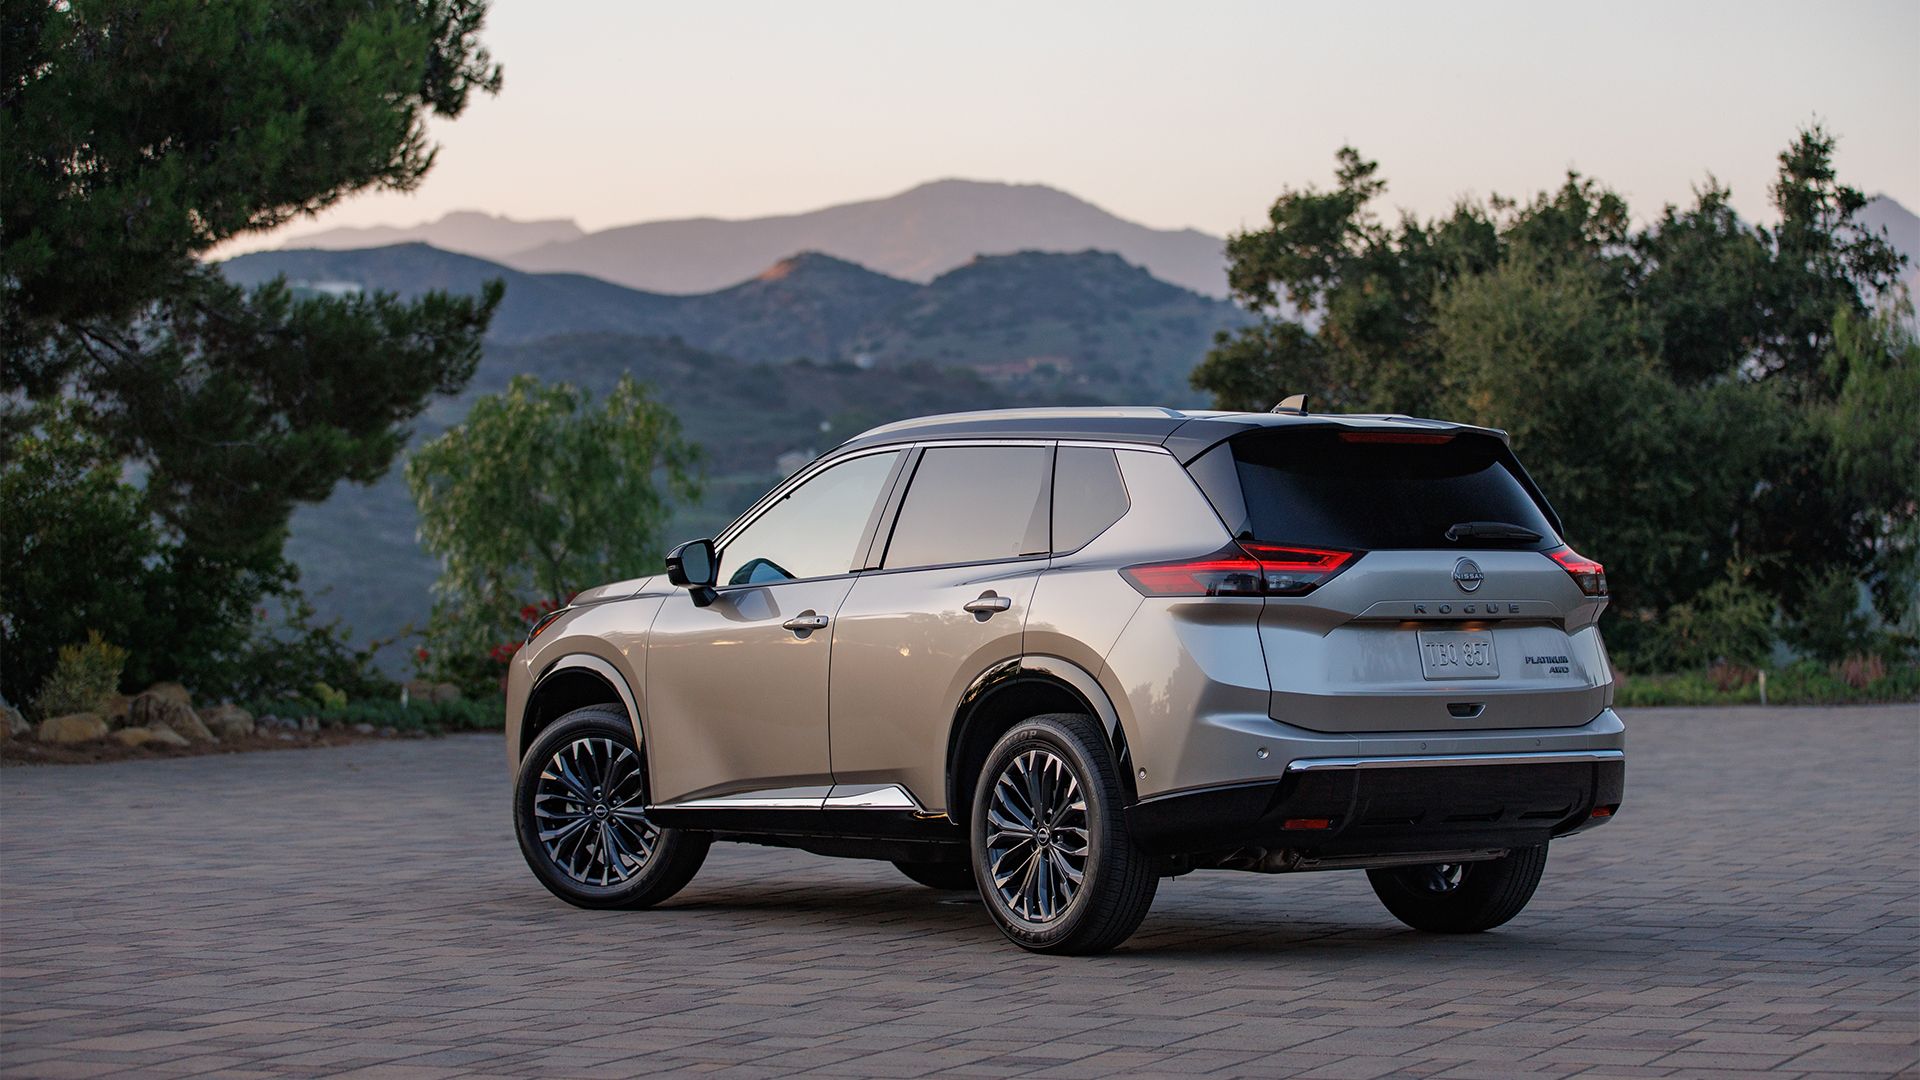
[{"left": 243, "top": 0, "right": 1920, "bottom": 251}]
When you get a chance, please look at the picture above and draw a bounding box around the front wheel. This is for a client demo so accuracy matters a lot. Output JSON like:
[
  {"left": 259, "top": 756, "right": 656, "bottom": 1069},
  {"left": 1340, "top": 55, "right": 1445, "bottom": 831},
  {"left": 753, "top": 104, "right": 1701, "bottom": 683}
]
[
  {"left": 1367, "top": 845, "right": 1549, "bottom": 933},
  {"left": 514, "top": 705, "right": 710, "bottom": 909},
  {"left": 970, "top": 713, "right": 1157, "bottom": 954}
]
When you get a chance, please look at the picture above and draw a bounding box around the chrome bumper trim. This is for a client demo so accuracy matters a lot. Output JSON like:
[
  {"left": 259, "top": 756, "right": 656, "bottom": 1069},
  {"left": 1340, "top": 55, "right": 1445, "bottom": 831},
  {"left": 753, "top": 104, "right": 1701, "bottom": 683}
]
[{"left": 1286, "top": 749, "right": 1625, "bottom": 773}]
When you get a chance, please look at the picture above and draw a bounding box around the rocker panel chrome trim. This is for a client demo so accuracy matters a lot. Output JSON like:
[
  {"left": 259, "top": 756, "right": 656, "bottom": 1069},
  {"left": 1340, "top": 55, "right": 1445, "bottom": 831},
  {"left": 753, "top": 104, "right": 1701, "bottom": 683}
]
[{"left": 651, "top": 783, "right": 922, "bottom": 813}]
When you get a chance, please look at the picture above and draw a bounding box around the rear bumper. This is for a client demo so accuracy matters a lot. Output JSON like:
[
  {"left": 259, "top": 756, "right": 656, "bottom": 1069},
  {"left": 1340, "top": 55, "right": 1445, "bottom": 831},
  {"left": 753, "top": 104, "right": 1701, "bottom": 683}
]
[{"left": 1127, "top": 748, "right": 1624, "bottom": 860}]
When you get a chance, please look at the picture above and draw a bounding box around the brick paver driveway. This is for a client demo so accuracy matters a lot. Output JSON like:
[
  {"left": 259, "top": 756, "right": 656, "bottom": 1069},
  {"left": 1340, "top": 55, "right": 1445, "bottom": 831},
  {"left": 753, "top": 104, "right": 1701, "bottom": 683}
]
[{"left": 3, "top": 706, "right": 1916, "bottom": 1079}]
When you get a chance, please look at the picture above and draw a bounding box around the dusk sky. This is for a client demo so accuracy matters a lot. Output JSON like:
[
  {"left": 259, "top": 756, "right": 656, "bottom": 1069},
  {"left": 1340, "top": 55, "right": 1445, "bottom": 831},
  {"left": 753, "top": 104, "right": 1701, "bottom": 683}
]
[{"left": 248, "top": 0, "right": 1919, "bottom": 250}]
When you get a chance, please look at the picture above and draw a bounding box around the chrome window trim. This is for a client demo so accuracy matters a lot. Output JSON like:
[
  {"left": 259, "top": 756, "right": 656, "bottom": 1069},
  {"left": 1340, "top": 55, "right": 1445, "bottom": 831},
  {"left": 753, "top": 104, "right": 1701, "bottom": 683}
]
[
  {"left": 713, "top": 444, "right": 908, "bottom": 550},
  {"left": 1286, "top": 750, "right": 1624, "bottom": 772}
]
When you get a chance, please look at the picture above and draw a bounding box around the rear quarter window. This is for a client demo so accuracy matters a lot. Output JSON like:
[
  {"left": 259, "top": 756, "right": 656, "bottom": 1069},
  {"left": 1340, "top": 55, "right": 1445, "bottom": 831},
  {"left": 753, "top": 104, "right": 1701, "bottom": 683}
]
[
  {"left": 1052, "top": 447, "right": 1129, "bottom": 552},
  {"left": 1206, "top": 429, "right": 1559, "bottom": 551}
]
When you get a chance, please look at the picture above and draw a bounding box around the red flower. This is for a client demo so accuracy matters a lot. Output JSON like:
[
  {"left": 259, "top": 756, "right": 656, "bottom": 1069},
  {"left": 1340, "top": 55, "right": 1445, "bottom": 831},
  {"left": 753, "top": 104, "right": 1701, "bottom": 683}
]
[{"left": 416, "top": 647, "right": 429, "bottom": 662}]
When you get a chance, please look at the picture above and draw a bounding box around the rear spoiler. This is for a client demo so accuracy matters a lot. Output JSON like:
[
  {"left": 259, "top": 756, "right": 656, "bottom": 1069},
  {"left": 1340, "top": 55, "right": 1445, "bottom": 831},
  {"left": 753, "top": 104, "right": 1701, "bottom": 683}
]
[{"left": 1170, "top": 420, "right": 1567, "bottom": 542}]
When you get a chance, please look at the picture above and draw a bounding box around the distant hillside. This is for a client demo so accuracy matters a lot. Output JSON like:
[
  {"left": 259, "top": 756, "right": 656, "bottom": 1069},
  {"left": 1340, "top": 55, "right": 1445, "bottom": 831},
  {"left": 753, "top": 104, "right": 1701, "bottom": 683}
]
[
  {"left": 500, "top": 179, "right": 1229, "bottom": 297},
  {"left": 283, "top": 335, "right": 1083, "bottom": 658},
  {"left": 279, "top": 210, "right": 583, "bottom": 260},
  {"left": 223, "top": 242, "right": 1246, "bottom": 403}
]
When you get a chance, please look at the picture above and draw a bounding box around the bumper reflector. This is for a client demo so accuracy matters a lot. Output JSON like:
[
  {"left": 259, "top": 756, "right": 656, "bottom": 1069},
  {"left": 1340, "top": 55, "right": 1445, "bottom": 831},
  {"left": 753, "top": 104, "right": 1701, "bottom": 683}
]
[
  {"left": 1282, "top": 818, "right": 1332, "bottom": 831},
  {"left": 1590, "top": 805, "right": 1615, "bottom": 819}
]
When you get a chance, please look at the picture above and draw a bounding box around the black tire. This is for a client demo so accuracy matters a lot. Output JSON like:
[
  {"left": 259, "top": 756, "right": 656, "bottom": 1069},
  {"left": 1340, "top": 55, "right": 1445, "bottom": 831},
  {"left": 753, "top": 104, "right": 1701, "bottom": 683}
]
[
  {"left": 969, "top": 712, "right": 1158, "bottom": 954},
  {"left": 514, "top": 705, "right": 710, "bottom": 909},
  {"left": 892, "top": 859, "right": 975, "bottom": 891},
  {"left": 1367, "top": 845, "right": 1549, "bottom": 933}
]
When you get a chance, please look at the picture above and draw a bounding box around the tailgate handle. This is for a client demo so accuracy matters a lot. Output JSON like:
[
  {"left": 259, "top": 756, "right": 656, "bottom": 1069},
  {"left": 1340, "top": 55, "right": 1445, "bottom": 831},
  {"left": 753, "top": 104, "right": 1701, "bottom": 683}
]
[{"left": 1447, "top": 702, "right": 1486, "bottom": 720}]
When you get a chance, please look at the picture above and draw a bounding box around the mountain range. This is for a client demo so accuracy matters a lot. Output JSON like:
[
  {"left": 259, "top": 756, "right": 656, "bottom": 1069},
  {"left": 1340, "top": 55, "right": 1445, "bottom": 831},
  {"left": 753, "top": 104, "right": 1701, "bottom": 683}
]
[
  {"left": 223, "top": 242, "right": 1245, "bottom": 404},
  {"left": 280, "top": 179, "right": 1232, "bottom": 297},
  {"left": 220, "top": 241, "right": 1247, "bottom": 660},
  {"left": 278, "top": 209, "right": 584, "bottom": 260}
]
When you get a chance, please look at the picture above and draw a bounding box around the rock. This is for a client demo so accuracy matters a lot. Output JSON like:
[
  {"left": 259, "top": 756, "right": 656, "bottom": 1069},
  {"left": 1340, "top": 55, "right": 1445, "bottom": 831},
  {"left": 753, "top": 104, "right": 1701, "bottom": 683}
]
[
  {"left": 378, "top": 726, "right": 397, "bottom": 738},
  {"left": 298, "top": 716, "right": 319, "bottom": 733},
  {"left": 141, "top": 724, "right": 190, "bottom": 747},
  {"left": 1, "top": 700, "right": 28, "bottom": 741},
  {"left": 113, "top": 726, "right": 187, "bottom": 748},
  {"left": 129, "top": 692, "right": 214, "bottom": 743},
  {"left": 37, "top": 712, "right": 108, "bottom": 743},
  {"left": 256, "top": 714, "right": 294, "bottom": 731},
  {"left": 101, "top": 694, "right": 134, "bottom": 728},
  {"left": 141, "top": 681, "right": 194, "bottom": 709},
  {"left": 200, "top": 704, "right": 255, "bottom": 741},
  {"left": 352, "top": 723, "right": 375, "bottom": 735}
]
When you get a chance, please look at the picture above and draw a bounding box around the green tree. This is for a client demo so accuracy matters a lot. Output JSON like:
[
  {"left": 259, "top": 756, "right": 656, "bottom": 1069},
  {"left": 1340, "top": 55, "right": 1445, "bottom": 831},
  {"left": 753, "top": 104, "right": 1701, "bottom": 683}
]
[
  {"left": 1194, "top": 128, "right": 1913, "bottom": 668},
  {"left": 407, "top": 375, "right": 701, "bottom": 691},
  {"left": 0, "top": 408, "right": 156, "bottom": 696},
  {"left": 1, "top": 0, "right": 504, "bottom": 696}
]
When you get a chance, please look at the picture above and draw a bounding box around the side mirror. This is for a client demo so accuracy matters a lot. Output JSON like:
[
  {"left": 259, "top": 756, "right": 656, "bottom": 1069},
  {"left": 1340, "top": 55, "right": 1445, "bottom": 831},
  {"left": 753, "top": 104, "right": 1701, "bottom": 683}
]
[{"left": 665, "top": 538, "right": 718, "bottom": 607}]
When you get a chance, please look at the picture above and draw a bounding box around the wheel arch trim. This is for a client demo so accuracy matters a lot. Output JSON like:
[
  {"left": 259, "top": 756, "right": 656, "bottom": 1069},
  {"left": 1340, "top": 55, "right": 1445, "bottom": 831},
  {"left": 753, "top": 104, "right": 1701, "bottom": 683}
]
[
  {"left": 944, "top": 654, "right": 1129, "bottom": 815},
  {"left": 528, "top": 653, "right": 646, "bottom": 758}
]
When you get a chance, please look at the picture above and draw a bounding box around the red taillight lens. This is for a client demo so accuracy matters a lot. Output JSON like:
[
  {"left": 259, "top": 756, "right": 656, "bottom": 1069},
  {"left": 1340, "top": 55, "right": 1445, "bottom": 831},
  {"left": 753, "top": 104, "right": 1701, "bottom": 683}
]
[
  {"left": 1547, "top": 547, "right": 1608, "bottom": 597},
  {"left": 1121, "top": 543, "right": 1356, "bottom": 598}
]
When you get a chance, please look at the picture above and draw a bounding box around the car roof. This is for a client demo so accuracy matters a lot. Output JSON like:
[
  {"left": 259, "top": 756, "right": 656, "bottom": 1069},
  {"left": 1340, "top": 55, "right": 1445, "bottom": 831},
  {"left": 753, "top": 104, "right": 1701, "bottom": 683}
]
[{"left": 836, "top": 406, "right": 1508, "bottom": 463}]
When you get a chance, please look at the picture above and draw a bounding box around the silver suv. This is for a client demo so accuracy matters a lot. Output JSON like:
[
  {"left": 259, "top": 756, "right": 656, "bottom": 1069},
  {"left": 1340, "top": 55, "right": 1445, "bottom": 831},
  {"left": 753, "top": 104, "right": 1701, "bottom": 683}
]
[{"left": 506, "top": 406, "right": 1624, "bottom": 954}]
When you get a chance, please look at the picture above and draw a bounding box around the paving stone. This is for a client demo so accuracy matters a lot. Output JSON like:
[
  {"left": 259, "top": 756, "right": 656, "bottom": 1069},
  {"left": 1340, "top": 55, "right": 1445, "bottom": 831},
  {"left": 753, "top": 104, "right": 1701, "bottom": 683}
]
[{"left": 1, "top": 705, "right": 1915, "bottom": 1077}]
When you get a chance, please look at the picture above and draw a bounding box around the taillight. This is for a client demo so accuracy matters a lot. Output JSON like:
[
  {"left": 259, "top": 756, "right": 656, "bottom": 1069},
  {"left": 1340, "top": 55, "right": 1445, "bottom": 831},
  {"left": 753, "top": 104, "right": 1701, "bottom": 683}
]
[
  {"left": 1546, "top": 547, "right": 1608, "bottom": 597},
  {"left": 1121, "top": 543, "right": 1357, "bottom": 598}
]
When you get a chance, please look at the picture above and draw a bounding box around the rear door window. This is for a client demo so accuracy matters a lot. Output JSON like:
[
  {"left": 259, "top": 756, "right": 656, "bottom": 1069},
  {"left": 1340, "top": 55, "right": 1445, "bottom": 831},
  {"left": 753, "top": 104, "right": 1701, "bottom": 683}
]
[
  {"left": 1220, "top": 430, "right": 1557, "bottom": 550},
  {"left": 882, "top": 446, "right": 1052, "bottom": 569}
]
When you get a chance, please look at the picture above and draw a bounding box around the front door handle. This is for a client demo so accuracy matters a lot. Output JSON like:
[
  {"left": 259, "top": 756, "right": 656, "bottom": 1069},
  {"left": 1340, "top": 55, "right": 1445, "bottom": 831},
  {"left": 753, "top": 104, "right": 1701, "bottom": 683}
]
[
  {"left": 781, "top": 613, "right": 830, "bottom": 632},
  {"left": 963, "top": 592, "right": 1014, "bottom": 615}
]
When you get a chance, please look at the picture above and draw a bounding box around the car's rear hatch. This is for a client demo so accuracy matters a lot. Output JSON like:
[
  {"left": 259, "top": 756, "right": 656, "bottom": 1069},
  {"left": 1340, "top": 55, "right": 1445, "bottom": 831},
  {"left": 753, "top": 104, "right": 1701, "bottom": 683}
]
[{"left": 1185, "top": 423, "right": 1611, "bottom": 733}]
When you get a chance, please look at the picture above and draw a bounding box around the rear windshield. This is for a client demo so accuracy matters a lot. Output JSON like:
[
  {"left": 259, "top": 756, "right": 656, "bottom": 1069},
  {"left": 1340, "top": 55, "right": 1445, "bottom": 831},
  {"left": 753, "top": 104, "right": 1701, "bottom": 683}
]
[{"left": 1196, "top": 429, "right": 1559, "bottom": 551}]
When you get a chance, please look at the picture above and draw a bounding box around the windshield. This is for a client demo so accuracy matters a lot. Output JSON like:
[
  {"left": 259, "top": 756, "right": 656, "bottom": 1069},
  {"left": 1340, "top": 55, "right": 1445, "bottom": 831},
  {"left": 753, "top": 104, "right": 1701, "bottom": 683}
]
[{"left": 1218, "top": 429, "right": 1559, "bottom": 551}]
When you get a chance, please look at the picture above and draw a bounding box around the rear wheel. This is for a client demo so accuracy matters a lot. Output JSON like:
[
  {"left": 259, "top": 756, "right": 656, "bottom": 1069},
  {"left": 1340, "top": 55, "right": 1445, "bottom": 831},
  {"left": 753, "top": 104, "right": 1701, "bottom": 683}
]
[
  {"left": 892, "top": 859, "right": 975, "bottom": 891},
  {"left": 514, "top": 705, "right": 710, "bottom": 909},
  {"left": 970, "top": 713, "right": 1157, "bottom": 954},
  {"left": 1367, "top": 845, "right": 1548, "bottom": 933}
]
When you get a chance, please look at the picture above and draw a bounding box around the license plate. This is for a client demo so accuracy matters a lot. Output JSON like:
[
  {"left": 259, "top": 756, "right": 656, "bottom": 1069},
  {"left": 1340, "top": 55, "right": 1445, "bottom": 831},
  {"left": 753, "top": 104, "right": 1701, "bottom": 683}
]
[{"left": 1417, "top": 630, "right": 1499, "bottom": 680}]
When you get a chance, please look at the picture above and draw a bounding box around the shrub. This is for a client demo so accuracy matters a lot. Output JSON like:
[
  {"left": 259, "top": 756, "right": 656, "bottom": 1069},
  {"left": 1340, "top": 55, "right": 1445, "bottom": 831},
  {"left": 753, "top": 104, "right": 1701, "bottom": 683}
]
[
  {"left": 1658, "top": 565, "right": 1776, "bottom": 669},
  {"left": 1832, "top": 653, "right": 1886, "bottom": 690},
  {"left": 1783, "top": 565, "right": 1877, "bottom": 662},
  {"left": 30, "top": 631, "right": 128, "bottom": 719}
]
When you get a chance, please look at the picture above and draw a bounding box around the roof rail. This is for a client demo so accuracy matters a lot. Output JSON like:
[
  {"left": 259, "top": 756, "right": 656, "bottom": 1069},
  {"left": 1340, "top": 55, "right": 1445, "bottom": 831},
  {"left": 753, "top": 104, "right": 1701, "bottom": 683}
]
[{"left": 852, "top": 406, "right": 1189, "bottom": 441}]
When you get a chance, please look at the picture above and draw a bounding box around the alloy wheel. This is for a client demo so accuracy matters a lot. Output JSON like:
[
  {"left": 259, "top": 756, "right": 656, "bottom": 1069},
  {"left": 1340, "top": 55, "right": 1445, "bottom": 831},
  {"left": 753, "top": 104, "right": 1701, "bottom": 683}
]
[
  {"left": 984, "top": 748, "right": 1090, "bottom": 923},
  {"left": 1407, "top": 863, "right": 1468, "bottom": 894},
  {"left": 532, "top": 736, "right": 658, "bottom": 886}
]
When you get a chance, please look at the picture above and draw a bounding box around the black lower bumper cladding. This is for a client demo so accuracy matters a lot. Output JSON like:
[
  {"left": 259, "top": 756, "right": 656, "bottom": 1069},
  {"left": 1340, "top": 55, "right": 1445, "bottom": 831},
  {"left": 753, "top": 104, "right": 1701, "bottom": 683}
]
[{"left": 1127, "top": 758, "right": 1625, "bottom": 860}]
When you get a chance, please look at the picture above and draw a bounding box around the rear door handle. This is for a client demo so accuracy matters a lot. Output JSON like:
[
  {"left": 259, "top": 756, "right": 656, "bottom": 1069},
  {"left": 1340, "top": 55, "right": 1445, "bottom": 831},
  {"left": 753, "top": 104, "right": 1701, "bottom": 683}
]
[
  {"left": 963, "top": 592, "right": 1014, "bottom": 615},
  {"left": 781, "top": 613, "right": 830, "bottom": 632}
]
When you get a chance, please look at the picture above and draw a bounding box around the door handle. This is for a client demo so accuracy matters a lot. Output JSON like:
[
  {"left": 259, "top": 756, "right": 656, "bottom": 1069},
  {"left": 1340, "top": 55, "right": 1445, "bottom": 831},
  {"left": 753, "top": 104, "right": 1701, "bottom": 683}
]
[
  {"left": 963, "top": 592, "right": 1014, "bottom": 615},
  {"left": 781, "top": 613, "right": 830, "bottom": 632}
]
